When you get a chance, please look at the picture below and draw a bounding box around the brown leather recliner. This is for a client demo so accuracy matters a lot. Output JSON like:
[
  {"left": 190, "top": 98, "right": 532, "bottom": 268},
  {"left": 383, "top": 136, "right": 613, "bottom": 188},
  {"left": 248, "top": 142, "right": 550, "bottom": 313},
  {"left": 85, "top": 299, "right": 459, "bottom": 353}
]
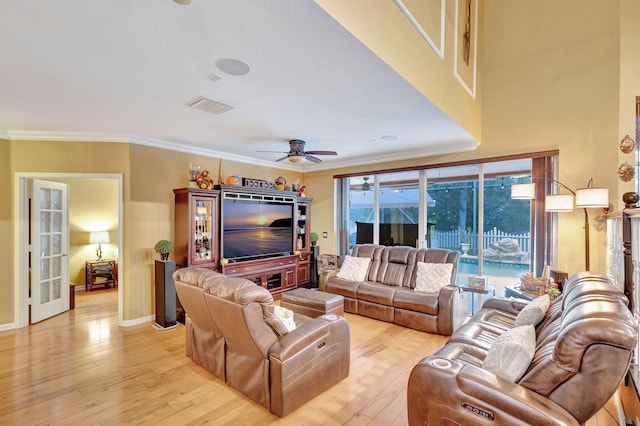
[
  {"left": 407, "top": 272, "right": 637, "bottom": 425},
  {"left": 174, "top": 268, "right": 350, "bottom": 417}
]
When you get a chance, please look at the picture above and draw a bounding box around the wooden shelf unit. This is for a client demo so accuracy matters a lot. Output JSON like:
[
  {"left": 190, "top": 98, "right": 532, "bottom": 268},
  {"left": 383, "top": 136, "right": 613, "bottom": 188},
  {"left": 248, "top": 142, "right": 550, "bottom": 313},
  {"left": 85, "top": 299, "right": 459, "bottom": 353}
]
[{"left": 174, "top": 185, "right": 312, "bottom": 296}]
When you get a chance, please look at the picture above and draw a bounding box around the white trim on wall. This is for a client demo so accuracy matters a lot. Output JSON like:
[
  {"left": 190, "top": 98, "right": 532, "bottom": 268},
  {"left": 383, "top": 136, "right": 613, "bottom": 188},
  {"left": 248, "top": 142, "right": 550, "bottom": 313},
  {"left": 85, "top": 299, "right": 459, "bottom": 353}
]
[
  {"left": 453, "top": 0, "right": 478, "bottom": 98},
  {"left": 393, "top": 0, "right": 446, "bottom": 60}
]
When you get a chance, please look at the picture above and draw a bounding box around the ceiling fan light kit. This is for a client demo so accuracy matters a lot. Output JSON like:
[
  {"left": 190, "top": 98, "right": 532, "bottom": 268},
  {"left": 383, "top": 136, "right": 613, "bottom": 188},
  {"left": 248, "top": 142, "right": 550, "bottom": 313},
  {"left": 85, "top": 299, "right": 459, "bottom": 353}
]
[
  {"left": 289, "top": 155, "right": 306, "bottom": 163},
  {"left": 256, "top": 139, "right": 338, "bottom": 164}
]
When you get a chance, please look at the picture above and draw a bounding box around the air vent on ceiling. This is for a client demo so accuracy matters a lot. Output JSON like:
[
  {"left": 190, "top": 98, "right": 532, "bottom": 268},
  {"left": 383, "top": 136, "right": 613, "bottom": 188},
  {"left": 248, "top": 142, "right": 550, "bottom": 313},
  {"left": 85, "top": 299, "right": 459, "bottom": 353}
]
[
  {"left": 186, "top": 96, "right": 234, "bottom": 115},
  {"left": 208, "top": 73, "right": 222, "bottom": 82}
]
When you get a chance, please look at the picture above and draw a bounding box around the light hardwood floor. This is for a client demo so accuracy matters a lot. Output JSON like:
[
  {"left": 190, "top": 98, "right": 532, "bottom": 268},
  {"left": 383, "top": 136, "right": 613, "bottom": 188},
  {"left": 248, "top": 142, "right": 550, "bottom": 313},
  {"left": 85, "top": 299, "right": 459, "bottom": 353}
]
[{"left": 0, "top": 290, "right": 619, "bottom": 425}]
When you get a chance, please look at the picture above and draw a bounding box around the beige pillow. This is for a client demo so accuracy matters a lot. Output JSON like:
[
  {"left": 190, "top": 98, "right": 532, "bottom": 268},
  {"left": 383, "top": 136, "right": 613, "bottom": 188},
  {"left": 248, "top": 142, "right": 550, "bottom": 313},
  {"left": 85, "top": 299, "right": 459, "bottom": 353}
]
[
  {"left": 274, "top": 305, "right": 296, "bottom": 332},
  {"left": 414, "top": 262, "right": 453, "bottom": 293},
  {"left": 515, "top": 294, "right": 550, "bottom": 327},
  {"left": 483, "top": 324, "right": 536, "bottom": 382},
  {"left": 336, "top": 255, "right": 371, "bottom": 282}
]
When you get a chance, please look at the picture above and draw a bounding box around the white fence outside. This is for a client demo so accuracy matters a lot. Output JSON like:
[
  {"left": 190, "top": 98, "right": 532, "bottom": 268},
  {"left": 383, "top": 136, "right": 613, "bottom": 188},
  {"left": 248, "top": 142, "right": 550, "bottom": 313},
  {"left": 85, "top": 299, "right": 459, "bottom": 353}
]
[{"left": 433, "top": 227, "right": 530, "bottom": 253}]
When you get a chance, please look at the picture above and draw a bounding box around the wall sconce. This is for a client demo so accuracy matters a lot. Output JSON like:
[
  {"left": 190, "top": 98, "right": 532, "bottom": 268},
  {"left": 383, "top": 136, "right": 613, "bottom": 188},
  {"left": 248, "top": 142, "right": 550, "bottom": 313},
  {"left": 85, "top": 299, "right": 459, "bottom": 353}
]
[
  {"left": 89, "top": 231, "right": 110, "bottom": 260},
  {"left": 511, "top": 178, "right": 609, "bottom": 270}
]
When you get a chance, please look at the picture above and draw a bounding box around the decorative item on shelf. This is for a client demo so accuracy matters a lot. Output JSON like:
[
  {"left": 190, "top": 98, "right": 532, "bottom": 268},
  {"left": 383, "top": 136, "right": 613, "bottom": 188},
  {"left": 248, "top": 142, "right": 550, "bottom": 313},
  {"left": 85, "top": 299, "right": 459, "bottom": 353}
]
[
  {"left": 620, "top": 134, "right": 636, "bottom": 154},
  {"left": 225, "top": 175, "right": 241, "bottom": 186},
  {"left": 520, "top": 272, "right": 547, "bottom": 293},
  {"left": 623, "top": 192, "right": 640, "bottom": 209},
  {"left": 154, "top": 239, "right": 173, "bottom": 261},
  {"left": 242, "top": 177, "right": 273, "bottom": 189},
  {"left": 548, "top": 287, "right": 561, "bottom": 301},
  {"left": 195, "top": 170, "right": 214, "bottom": 190},
  {"left": 189, "top": 163, "right": 202, "bottom": 187},
  {"left": 310, "top": 232, "right": 319, "bottom": 246},
  {"left": 275, "top": 176, "right": 286, "bottom": 190},
  {"left": 298, "top": 185, "right": 306, "bottom": 197},
  {"left": 219, "top": 258, "right": 229, "bottom": 265},
  {"left": 89, "top": 231, "right": 110, "bottom": 260},
  {"left": 618, "top": 162, "right": 635, "bottom": 182}
]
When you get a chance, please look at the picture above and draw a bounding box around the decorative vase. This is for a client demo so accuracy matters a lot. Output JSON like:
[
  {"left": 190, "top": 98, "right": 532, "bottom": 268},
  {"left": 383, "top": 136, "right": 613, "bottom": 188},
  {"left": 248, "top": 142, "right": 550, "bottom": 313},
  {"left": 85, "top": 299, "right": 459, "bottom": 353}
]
[
  {"left": 461, "top": 243, "right": 470, "bottom": 256},
  {"left": 161, "top": 253, "right": 170, "bottom": 261}
]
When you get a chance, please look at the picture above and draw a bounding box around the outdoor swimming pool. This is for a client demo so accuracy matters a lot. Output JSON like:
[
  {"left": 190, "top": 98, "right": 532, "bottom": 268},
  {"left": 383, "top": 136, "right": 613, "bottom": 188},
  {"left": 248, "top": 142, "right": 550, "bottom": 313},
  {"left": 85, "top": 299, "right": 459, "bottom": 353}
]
[{"left": 457, "top": 256, "right": 529, "bottom": 278}]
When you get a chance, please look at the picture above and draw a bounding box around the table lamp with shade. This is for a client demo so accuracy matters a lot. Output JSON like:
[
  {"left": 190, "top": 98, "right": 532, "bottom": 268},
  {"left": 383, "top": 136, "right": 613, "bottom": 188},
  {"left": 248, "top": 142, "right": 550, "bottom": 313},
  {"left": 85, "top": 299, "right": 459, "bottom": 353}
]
[{"left": 89, "top": 231, "right": 110, "bottom": 260}]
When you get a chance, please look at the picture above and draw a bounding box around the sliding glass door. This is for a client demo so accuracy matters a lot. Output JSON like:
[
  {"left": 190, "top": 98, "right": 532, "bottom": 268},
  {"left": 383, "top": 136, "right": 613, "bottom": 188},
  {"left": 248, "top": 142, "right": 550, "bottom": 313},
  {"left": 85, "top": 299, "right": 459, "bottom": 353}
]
[{"left": 336, "top": 154, "right": 554, "bottom": 291}]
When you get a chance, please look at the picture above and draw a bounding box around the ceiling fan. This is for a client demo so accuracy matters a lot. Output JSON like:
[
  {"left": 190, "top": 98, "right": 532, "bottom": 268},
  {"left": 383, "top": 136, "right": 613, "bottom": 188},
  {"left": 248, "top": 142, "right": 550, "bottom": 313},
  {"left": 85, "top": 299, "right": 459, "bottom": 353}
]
[{"left": 258, "top": 139, "right": 338, "bottom": 163}]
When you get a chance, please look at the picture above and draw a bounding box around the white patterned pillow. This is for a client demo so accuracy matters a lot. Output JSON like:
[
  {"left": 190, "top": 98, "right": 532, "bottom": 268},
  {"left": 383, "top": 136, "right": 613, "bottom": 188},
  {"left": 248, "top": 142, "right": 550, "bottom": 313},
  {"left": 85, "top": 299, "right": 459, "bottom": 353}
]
[
  {"left": 483, "top": 324, "right": 536, "bottom": 382},
  {"left": 274, "top": 305, "right": 296, "bottom": 332},
  {"left": 414, "top": 262, "right": 453, "bottom": 293},
  {"left": 336, "top": 255, "right": 371, "bottom": 282},
  {"left": 515, "top": 294, "right": 550, "bottom": 327}
]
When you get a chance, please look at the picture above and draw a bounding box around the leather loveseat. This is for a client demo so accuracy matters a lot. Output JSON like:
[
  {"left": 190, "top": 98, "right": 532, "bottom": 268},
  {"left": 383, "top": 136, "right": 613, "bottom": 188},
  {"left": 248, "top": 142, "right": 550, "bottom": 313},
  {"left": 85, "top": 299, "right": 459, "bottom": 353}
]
[
  {"left": 173, "top": 267, "right": 350, "bottom": 417},
  {"left": 321, "top": 244, "right": 467, "bottom": 336},
  {"left": 407, "top": 272, "right": 638, "bottom": 425}
]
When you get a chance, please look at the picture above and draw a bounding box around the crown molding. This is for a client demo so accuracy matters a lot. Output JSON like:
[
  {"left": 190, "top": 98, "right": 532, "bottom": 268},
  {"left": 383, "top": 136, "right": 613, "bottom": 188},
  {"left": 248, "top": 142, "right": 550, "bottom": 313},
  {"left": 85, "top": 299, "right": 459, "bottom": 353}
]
[
  {"left": 4, "top": 130, "right": 304, "bottom": 172},
  {"left": 6, "top": 130, "right": 131, "bottom": 142},
  {"left": 302, "top": 139, "right": 480, "bottom": 172},
  {"left": 3, "top": 129, "right": 477, "bottom": 172}
]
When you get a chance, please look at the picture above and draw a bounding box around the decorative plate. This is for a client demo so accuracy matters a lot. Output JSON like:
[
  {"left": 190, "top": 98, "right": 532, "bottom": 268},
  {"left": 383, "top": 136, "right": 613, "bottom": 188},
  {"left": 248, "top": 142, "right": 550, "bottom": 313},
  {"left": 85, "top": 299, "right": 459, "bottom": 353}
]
[{"left": 620, "top": 134, "right": 635, "bottom": 154}]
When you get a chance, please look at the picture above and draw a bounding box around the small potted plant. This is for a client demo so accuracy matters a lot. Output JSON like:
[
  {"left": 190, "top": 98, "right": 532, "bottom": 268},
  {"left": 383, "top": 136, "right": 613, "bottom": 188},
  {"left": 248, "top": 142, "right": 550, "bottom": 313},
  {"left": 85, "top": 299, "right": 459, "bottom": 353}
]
[
  {"left": 310, "top": 232, "right": 319, "bottom": 246},
  {"left": 154, "top": 239, "right": 173, "bottom": 261}
]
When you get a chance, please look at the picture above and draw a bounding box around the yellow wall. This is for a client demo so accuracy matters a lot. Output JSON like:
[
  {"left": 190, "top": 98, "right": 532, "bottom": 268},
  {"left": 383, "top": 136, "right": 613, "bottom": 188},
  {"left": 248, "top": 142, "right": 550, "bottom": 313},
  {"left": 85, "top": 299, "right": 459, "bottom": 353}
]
[
  {"left": 54, "top": 178, "right": 120, "bottom": 288},
  {"left": 1, "top": 140, "right": 301, "bottom": 327},
  {"left": 314, "top": 0, "right": 482, "bottom": 140},
  {"left": 311, "top": 0, "right": 630, "bottom": 276},
  {"left": 2, "top": 0, "right": 638, "bottom": 326},
  {"left": 0, "top": 139, "right": 12, "bottom": 324}
]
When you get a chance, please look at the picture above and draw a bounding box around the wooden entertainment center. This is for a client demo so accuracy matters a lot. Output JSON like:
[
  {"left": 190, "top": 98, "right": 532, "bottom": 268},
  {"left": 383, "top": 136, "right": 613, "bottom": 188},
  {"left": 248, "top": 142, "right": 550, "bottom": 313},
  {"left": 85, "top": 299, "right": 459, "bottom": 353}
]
[{"left": 173, "top": 185, "right": 314, "bottom": 298}]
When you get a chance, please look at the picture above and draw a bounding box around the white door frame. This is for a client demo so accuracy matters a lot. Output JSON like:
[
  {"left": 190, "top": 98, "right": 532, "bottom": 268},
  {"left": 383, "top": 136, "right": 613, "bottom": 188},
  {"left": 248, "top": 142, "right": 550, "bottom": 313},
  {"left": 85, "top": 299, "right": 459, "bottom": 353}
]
[{"left": 13, "top": 172, "right": 124, "bottom": 328}]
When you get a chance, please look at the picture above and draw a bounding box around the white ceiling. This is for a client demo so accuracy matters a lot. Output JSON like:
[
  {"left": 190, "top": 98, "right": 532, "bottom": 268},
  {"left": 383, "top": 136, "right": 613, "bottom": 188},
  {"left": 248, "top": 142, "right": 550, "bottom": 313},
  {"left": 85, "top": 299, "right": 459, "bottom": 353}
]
[{"left": 0, "top": 0, "right": 478, "bottom": 171}]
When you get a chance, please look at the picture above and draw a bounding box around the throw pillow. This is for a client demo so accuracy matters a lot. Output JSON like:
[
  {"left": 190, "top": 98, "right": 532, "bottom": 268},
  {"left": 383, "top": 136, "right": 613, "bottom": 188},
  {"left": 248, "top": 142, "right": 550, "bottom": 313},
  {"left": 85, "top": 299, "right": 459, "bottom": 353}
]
[
  {"left": 482, "top": 324, "right": 536, "bottom": 382},
  {"left": 515, "top": 294, "right": 551, "bottom": 327},
  {"left": 336, "top": 255, "right": 371, "bottom": 282},
  {"left": 414, "top": 262, "right": 453, "bottom": 293},
  {"left": 274, "top": 305, "right": 296, "bottom": 332}
]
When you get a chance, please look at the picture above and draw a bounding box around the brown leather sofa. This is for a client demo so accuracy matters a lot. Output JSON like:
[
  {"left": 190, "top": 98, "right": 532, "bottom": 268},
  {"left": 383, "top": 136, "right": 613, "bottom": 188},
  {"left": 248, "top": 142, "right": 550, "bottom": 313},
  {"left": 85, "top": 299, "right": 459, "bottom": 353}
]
[
  {"left": 173, "top": 267, "right": 350, "bottom": 417},
  {"left": 321, "top": 244, "right": 466, "bottom": 336},
  {"left": 407, "top": 272, "right": 638, "bottom": 425}
]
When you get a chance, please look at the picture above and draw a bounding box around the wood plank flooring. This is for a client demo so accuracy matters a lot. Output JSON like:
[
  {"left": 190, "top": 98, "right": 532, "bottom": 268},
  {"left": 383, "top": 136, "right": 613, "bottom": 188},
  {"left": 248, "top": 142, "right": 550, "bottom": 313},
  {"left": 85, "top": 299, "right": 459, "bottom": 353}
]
[{"left": 0, "top": 290, "right": 619, "bottom": 425}]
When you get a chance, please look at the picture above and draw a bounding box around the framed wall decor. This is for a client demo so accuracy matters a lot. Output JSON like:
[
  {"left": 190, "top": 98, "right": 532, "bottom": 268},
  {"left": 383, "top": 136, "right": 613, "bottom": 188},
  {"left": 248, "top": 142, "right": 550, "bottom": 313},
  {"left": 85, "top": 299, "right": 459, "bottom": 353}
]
[{"left": 468, "top": 275, "right": 487, "bottom": 289}]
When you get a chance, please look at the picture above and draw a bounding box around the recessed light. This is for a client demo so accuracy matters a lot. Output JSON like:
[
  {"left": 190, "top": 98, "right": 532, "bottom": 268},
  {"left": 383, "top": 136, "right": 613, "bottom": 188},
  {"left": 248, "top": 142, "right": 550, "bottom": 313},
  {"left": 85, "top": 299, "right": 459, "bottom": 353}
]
[
  {"left": 215, "top": 58, "right": 251, "bottom": 76},
  {"left": 380, "top": 135, "right": 398, "bottom": 142},
  {"left": 173, "top": 0, "right": 191, "bottom": 5}
]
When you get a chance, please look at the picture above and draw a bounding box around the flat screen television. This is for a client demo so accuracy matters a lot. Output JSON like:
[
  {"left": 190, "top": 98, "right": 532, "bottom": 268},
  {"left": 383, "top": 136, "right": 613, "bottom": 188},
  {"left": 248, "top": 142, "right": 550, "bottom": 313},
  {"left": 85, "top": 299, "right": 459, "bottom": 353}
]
[{"left": 221, "top": 197, "right": 294, "bottom": 261}]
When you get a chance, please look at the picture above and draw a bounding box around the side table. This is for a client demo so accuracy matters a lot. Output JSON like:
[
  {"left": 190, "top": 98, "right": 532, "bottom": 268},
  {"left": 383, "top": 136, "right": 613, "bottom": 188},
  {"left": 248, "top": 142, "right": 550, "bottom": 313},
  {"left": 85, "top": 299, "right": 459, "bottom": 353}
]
[
  {"left": 86, "top": 259, "right": 117, "bottom": 291},
  {"left": 458, "top": 284, "right": 496, "bottom": 315}
]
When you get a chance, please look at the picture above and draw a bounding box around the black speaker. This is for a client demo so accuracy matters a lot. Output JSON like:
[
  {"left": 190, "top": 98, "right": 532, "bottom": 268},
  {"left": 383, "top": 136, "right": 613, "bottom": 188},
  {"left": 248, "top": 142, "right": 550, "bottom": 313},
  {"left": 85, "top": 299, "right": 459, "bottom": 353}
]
[
  {"left": 154, "top": 260, "right": 177, "bottom": 328},
  {"left": 310, "top": 245, "right": 319, "bottom": 288}
]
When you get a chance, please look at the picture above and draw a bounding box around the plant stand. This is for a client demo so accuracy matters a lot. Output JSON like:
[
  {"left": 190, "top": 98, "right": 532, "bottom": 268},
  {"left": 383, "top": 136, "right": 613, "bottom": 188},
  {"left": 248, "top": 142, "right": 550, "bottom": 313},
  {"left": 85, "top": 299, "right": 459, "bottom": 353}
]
[{"left": 154, "top": 260, "right": 177, "bottom": 329}]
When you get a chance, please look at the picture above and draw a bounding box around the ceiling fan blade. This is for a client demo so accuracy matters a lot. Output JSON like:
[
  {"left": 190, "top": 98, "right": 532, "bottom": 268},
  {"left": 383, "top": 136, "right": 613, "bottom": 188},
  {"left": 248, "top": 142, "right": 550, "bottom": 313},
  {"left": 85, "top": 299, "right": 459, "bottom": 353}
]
[
  {"left": 305, "top": 154, "right": 322, "bottom": 163},
  {"left": 305, "top": 150, "right": 337, "bottom": 156},
  {"left": 275, "top": 155, "right": 289, "bottom": 162}
]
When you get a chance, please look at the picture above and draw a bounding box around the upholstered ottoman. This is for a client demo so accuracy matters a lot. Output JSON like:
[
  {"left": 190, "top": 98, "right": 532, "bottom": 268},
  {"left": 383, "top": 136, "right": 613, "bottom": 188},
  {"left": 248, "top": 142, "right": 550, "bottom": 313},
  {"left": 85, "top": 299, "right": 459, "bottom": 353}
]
[{"left": 281, "top": 288, "right": 344, "bottom": 318}]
